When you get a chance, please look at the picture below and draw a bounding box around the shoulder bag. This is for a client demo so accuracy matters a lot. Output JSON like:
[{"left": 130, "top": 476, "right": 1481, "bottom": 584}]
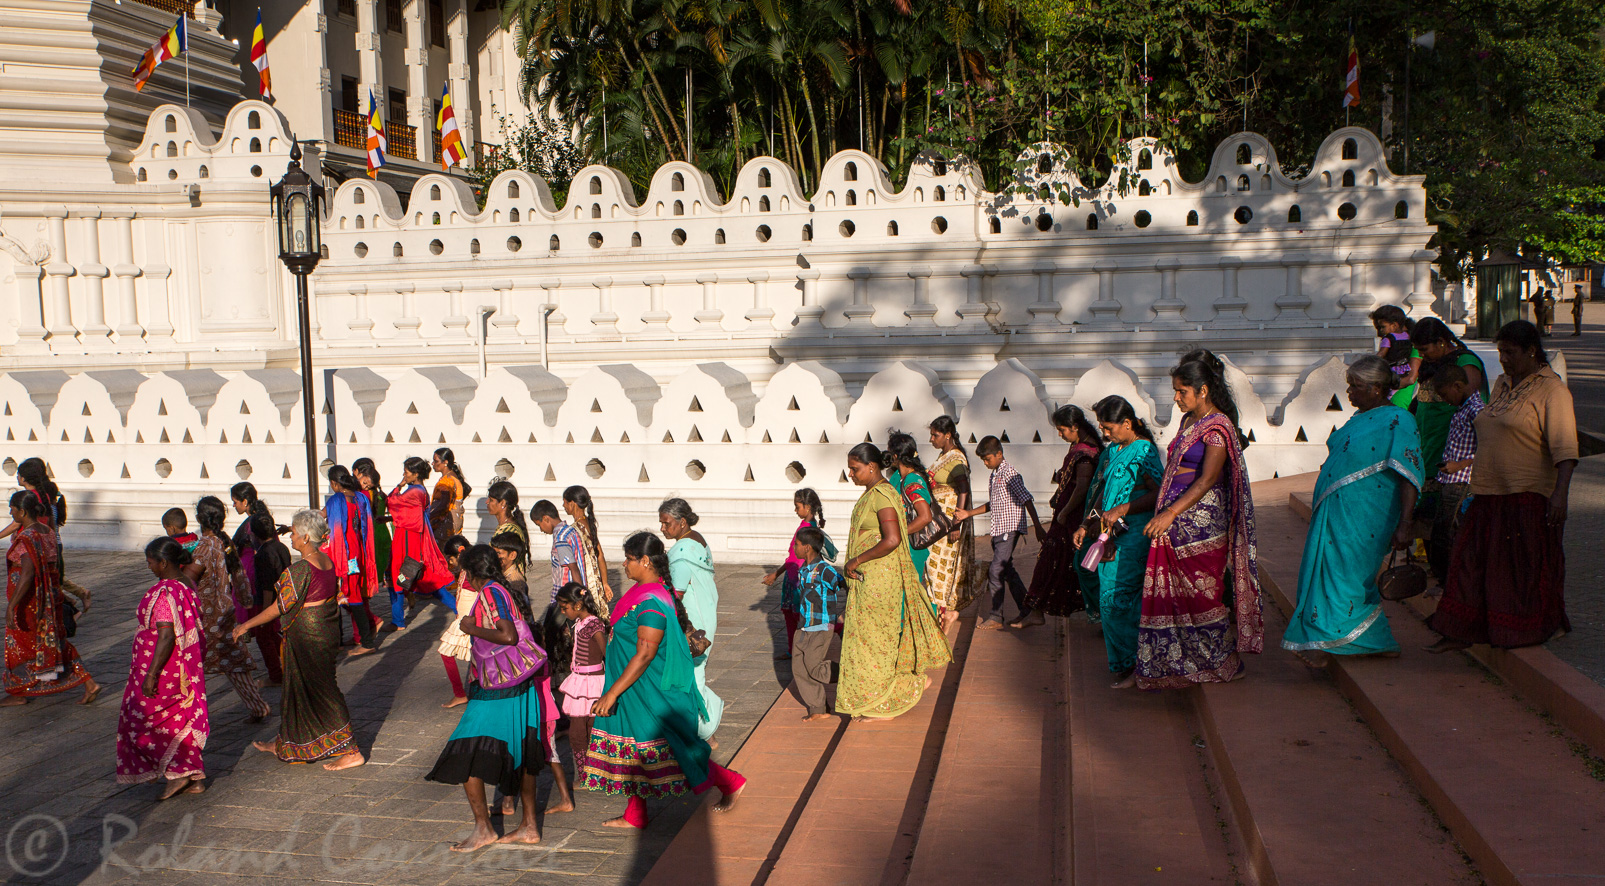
[{"left": 471, "top": 584, "right": 548, "bottom": 690}]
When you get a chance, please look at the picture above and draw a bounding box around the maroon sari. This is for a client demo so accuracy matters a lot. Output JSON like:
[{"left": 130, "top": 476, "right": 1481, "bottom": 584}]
[
  {"left": 1024, "top": 442, "right": 1099, "bottom": 616},
  {"left": 1135, "top": 413, "right": 1262, "bottom": 689}
]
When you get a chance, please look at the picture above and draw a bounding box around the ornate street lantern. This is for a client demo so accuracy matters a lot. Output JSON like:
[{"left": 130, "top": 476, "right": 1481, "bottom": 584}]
[{"left": 270, "top": 142, "right": 326, "bottom": 506}]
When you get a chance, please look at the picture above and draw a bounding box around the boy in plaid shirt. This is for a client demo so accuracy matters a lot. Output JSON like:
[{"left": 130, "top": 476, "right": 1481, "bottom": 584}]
[
  {"left": 790, "top": 527, "right": 844, "bottom": 721},
  {"left": 956, "top": 436, "right": 1046, "bottom": 628},
  {"left": 1428, "top": 363, "right": 1484, "bottom": 584}
]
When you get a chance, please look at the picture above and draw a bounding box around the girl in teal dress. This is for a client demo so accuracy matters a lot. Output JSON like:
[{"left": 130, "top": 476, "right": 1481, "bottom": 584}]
[
  {"left": 1074, "top": 396, "right": 1165, "bottom": 688},
  {"left": 658, "top": 498, "right": 724, "bottom": 743},
  {"left": 886, "top": 432, "right": 939, "bottom": 595},
  {"left": 1283, "top": 357, "right": 1423, "bottom": 663},
  {"left": 425, "top": 545, "right": 544, "bottom": 852},
  {"left": 583, "top": 532, "right": 748, "bottom": 828}
]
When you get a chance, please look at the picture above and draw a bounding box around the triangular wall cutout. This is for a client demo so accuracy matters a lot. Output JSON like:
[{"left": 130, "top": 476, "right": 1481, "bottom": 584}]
[
  {"left": 384, "top": 431, "right": 394, "bottom": 442},
  {"left": 159, "top": 428, "right": 169, "bottom": 443},
  {"left": 283, "top": 465, "right": 293, "bottom": 478},
  {"left": 591, "top": 428, "right": 604, "bottom": 443},
  {"left": 437, "top": 433, "right": 446, "bottom": 443},
  {"left": 689, "top": 396, "right": 703, "bottom": 412},
  {"left": 968, "top": 433, "right": 977, "bottom": 443},
  {"left": 182, "top": 429, "right": 193, "bottom": 444},
  {"left": 107, "top": 431, "right": 116, "bottom": 443},
  {"left": 264, "top": 430, "right": 274, "bottom": 443},
  {"left": 3, "top": 404, "right": 10, "bottom": 415},
  {"left": 1033, "top": 431, "right": 1042, "bottom": 442},
  {"left": 566, "top": 432, "right": 575, "bottom": 443},
  {"left": 240, "top": 402, "right": 251, "bottom": 414},
  {"left": 789, "top": 428, "right": 801, "bottom": 443},
  {"left": 121, "top": 465, "right": 131, "bottom": 479},
  {"left": 639, "top": 466, "right": 651, "bottom": 482},
  {"left": 60, "top": 429, "right": 69, "bottom": 441},
  {"left": 199, "top": 465, "right": 209, "bottom": 479},
  {"left": 721, "top": 430, "right": 731, "bottom": 442},
  {"left": 620, "top": 432, "right": 630, "bottom": 443},
  {"left": 472, "top": 432, "right": 482, "bottom": 443},
  {"left": 81, "top": 403, "right": 91, "bottom": 416},
  {"left": 591, "top": 399, "right": 603, "bottom": 413},
  {"left": 83, "top": 429, "right": 93, "bottom": 443},
  {"left": 157, "top": 401, "right": 167, "bottom": 416},
  {"left": 864, "top": 433, "right": 873, "bottom": 443},
  {"left": 529, "top": 433, "right": 538, "bottom": 443},
  {"left": 743, "top": 465, "right": 755, "bottom": 482},
  {"left": 322, "top": 401, "right": 333, "bottom": 415},
  {"left": 406, "top": 402, "right": 419, "bottom": 414},
  {"left": 219, "top": 430, "right": 228, "bottom": 444},
  {"left": 787, "top": 397, "right": 800, "bottom": 411},
  {"left": 242, "top": 427, "right": 252, "bottom": 443},
  {"left": 1000, "top": 431, "right": 1011, "bottom": 443},
  {"left": 324, "top": 429, "right": 333, "bottom": 443},
  {"left": 28, "top": 430, "right": 36, "bottom": 441},
  {"left": 689, "top": 426, "right": 703, "bottom": 442},
  {"left": 349, "top": 432, "right": 358, "bottom": 443},
  {"left": 496, "top": 398, "right": 511, "bottom": 413},
  {"left": 544, "top": 464, "right": 557, "bottom": 482},
  {"left": 892, "top": 397, "right": 903, "bottom": 412},
  {"left": 136, "top": 431, "right": 145, "bottom": 443},
  {"left": 1326, "top": 395, "right": 1343, "bottom": 412},
  {"left": 1294, "top": 426, "right": 1307, "bottom": 443},
  {"left": 4, "top": 430, "right": 11, "bottom": 441},
  {"left": 819, "top": 431, "right": 830, "bottom": 444},
  {"left": 499, "top": 427, "right": 513, "bottom": 443},
  {"left": 1000, "top": 398, "right": 1011, "bottom": 412},
  {"left": 663, "top": 431, "right": 675, "bottom": 443},
  {"left": 839, "top": 470, "right": 849, "bottom": 483},
  {"left": 762, "top": 430, "right": 772, "bottom": 443},
  {"left": 409, "top": 429, "right": 422, "bottom": 442},
  {"left": 1246, "top": 429, "right": 1256, "bottom": 442}
]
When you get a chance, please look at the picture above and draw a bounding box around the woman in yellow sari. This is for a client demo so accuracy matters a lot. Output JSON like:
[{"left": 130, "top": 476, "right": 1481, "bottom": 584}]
[
  {"left": 429, "top": 448, "right": 470, "bottom": 548},
  {"left": 837, "top": 443, "right": 952, "bottom": 720},
  {"left": 924, "top": 416, "right": 975, "bottom": 630}
]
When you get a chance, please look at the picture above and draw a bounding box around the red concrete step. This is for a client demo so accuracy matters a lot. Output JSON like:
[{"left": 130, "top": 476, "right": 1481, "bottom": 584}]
[
  {"left": 1194, "top": 583, "right": 1480, "bottom": 884},
  {"left": 1258, "top": 476, "right": 1605, "bottom": 886},
  {"left": 904, "top": 620, "right": 1062, "bottom": 885}
]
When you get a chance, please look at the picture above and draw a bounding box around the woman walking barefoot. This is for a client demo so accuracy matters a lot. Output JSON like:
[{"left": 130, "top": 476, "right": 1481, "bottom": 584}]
[
  {"left": 426, "top": 545, "right": 545, "bottom": 851},
  {"left": 3, "top": 491, "right": 100, "bottom": 705},
  {"left": 924, "top": 417, "right": 976, "bottom": 630},
  {"left": 658, "top": 499, "right": 723, "bottom": 742},
  {"left": 564, "top": 486, "right": 614, "bottom": 618},
  {"left": 386, "top": 457, "right": 454, "bottom": 628},
  {"left": 325, "top": 466, "right": 381, "bottom": 655},
  {"left": 583, "top": 532, "right": 747, "bottom": 828},
  {"left": 429, "top": 448, "right": 471, "bottom": 548},
  {"left": 234, "top": 509, "right": 366, "bottom": 770},
  {"left": 188, "top": 497, "right": 271, "bottom": 720},
  {"left": 1020, "top": 406, "right": 1102, "bottom": 626},
  {"left": 117, "top": 537, "right": 208, "bottom": 799}
]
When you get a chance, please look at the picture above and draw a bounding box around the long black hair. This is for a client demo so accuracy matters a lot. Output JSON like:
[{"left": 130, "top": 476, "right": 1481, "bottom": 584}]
[
  {"left": 847, "top": 441, "right": 886, "bottom": 468},
  {"left": 327, "top": 464, "right": 360, "bottom": 493},
  {"left": 1091, "top": 395, "right": 1155, "bottom": 443},
  {"left": 231, "top": 479, "right": 276, "bottom": 541},
  {"left": 555, "top": 581, "right": 603, "bottom": 621},
  {"left": 461, "top": 542, "right": 531, "bottom": 624},
  {"left": 10, "top": 489, "right": 46, "bottom": 520},
  {"left": 403, "top": 456, "right": 432, "bottom": 483},
  {"left": 145, "top": 536, "right": 194, "bottom": 569},
  {"left": 1050, "top": 404, "right": 1103, "bottom": 454},
  {"left": 488, "top": 480, "right": 528, "bottom": 535},
  {"left": 17, "top": 457, "right": 63, "bottom": 526},
  {"left": 196, "top": 494, "right": 237, "bottom": 571},
  {"left": 563, "top": 485, "right": 599, "bottom": 541},
  {"left": 352, "top": 457, "right": 382, "bottom": 490},
  {"left": 624, "top": 530, "right": 698, "bottom": 638},
  {"left": 886, "top": 431, "right": 934, "bottom": 495},
  {"left": 1172, "top": 349, "right": 1248, "bottom": 449},
  {"left": 794, "top": 487, "right": 825, "bottom": 528},
  {"left": 435, "top": 447, "right": 471, "bottom": 496},
  {"left": 927, "top": 415, "right": 966, "bottom": 456}
]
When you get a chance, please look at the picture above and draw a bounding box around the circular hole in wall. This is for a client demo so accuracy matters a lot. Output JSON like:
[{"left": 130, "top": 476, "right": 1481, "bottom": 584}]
[
  {"left": 686, "top": 460, "right": 706, "bottom": 481},
  {"left": 585, "top": 459, "right": 606, "bottom": 480},
  {"left": 168, "top": 169, "right": 179, "bottom": 180},
  {"left": 931, "top": 217, "right": 948, "bottom": 234},
  {"left": 671, "top": 228, "right": 687, "bottom": 246},
  {"left": 838, "top": 220, "right": 855, "bottom": 237},
  {"left": 1134, "top": 210, "right": 1152, "bottom": 228},
  {"left": 785, "top": 461, "right": 807, "bottom": 484},
  {"left": 1, "top": 458, "right": 15, "bottom": 476},
  {"left": 1234, "top": 206, "right": 1253, "bottom": 224},
  {"left": 250, "top": 165, "right": 263, "bottom": 177},
  {"left": 1035, "top": 213, "right": 1053, "bottom": 231},
  {"left": 1337, "top": 202, "right": 1357, "bottom": 221},
  {"left": 429, "top": 239, "right": 444, "bottom": 255},
  {"left": 354, "top": 242, "right": 368, "bottom": 258},
  {"left": 588, "top": 231, "right": 603, "bottom": 248},
  {"left": 235, "top": 459, "right": 252, "bottom": 480},
  {"left": 154, "top": 458, "right": 173, "bottom": 479},
  {"left": 507, "top": 236, "right": 522, "bottom": 252},
  {"left": 756, "top": 225, "right": 771, "bottom": 242},
  {"left": 77, "top": 459, "right": 93, "bottom": 478},
  {"left": 494, "top": 458, "right": 515, "bottom": 479}
]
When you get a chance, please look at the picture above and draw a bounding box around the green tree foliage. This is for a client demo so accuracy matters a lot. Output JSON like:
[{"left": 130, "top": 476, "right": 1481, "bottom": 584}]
[{"left": 495, "top": 0, "right": 1605, "bottom": 273}]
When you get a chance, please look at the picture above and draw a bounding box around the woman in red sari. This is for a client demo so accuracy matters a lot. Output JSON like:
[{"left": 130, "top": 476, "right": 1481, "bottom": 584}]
[
  {"left": 2, "top": 491, "right": 99, "bottom": 705},
  {"left": 1136, "top": 351, "right": 1263, "bottom": 689},
  {"left": 116, "top": 537, "right": 208, "bottom": 799},
  {"left": 325, "top": 466, "right": 380, "bottom": 655},
  {"left": 387, "top": 456, "right": 455, "bottom": 628}
]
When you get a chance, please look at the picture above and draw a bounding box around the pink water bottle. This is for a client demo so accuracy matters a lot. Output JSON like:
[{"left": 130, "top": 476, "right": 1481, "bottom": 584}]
[{"left": 1080, "top": 531, "right": 1110, "bottom": 571}]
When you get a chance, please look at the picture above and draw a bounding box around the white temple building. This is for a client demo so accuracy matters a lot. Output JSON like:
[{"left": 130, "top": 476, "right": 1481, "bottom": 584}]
[{"left": 0, "top": 1, "right": 1451, "bottom": 556}]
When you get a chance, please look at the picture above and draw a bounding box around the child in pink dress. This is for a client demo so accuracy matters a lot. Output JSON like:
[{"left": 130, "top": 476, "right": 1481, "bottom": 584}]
[
  {"left": 556, "top": 582, "right": 607, "bottom": 783},
  {"left": 761, "top": 488, "right": 828, "bottom": 658}
]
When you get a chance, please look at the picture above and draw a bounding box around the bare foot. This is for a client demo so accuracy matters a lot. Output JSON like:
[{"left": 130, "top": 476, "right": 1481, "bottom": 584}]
[
  {"left": 802, "top": 712, "right": 833, "bottom": 722},
  {"left": 255, "top": 677, "right": 282, "bottom": 688},
  {"left": 939, "top": 611, "right": 957, "bottom": 631},
  {"left": 323, "top": 751, "right": 366, "bottom": 771},
  {"left": 158, "top": 776, "right": 194, "bottom": 800},
  {"left": 498, "top": 797, "right": 516, "bottom": 816},
  {"left": 79, "top": 679, "right": 102, "bottom": 705},
  {"left": 1292, "top": 649, "right": 1331, "bottom": 669},
  {"left": 496, "top": 824, "right": 542, "bottom": 845},
  {"left": 602, "top": 816, "right": 642, "bottom": 828},
  {"left": 451, "top": 824, "right": 500, "bottom": 852},
  {"left": 0, "top": 695, "right": 29, "bottom": 707},
  {"left": 922, "top": 674, "right": 933, "bottom": 691},
  {"left": 1012, "top": 613, "right": 1045, "bottom": 629},
  {"left": 1110, "top": 670, "right": 1137, "bottom": 690},
  {"left": 252, "top": 740, "right": 278, "bottom": 754},
  {"left": 545, "top": 796, "right": 575, "bottom": 814},
  {"left": 184, "top": 780, "right": 206, "bottom": 795},
  {"left": 713, "top": 783, "right": 745, "bottom": 813},
  {"left": 347, "top": 646, "right": 377, "bottom": 658},
  {"left": 707, "top": 736, "right": 719, "bottom": 751},
  {"left": 1424, "top": 638, "right": 1470, "bottom": 655},
  {"left": 442, "top": 696, "right": 468, "bottom": 709}
]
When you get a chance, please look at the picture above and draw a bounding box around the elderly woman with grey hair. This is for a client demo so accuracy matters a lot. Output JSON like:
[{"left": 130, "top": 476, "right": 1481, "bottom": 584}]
[
  {"left": 657, "top": 498, "right": 724, "bottom": 743},
  {"left": 233, "top": 509, "right": 366, "bottom": 770},
  {"left": 1282, "top": 355, "right": 1425, "bottom": 665}
]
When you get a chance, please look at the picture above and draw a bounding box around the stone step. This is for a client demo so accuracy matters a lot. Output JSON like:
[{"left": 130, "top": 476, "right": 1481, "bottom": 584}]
[{"left": 1260, "top": 475, "right": 1605, "bottom": 885}]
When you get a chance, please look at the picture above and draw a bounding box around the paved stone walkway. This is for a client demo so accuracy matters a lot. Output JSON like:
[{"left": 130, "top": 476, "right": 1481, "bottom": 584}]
[{"left": 0, "top": 552, "right": 790, "bottom": 885}]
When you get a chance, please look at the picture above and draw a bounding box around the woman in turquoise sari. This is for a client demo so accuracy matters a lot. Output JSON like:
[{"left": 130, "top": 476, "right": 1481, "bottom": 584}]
[
  {"left": 886, "top": 432, "right": 938, "bottom": 594},
  {"left": 1074, "top": 396, "right": 1165, "bottom": 689},
  {"left": 582, "top": 532, "right": 747, "bottom": 828},
  {"left": 1283, "top": 356, "right": 1423, "bottom": 664},
  {"left": 658, "top": 499, "right": 723, "bottom": 743}
]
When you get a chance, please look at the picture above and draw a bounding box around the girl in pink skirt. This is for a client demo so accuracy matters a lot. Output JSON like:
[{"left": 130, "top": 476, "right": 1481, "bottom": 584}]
[{"left": 556, "top": 582, "right": 607, "bottom": 783}]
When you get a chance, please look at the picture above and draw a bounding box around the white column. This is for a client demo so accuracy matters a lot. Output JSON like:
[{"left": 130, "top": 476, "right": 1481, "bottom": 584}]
[
  {"left": 1028, "top": 261, "right": 1061, "bottom": 325},
  {"left": 1151, "top": 258, "right": 1186, "bottom": 324},
  {"left": 694, "top": 272, "right": 723, "bottom": 328},
  {"left": 642, "top": 275, "right": 670, "bottom": 330},
  {"left": 11, "top": 265, "right": 47, "bottom": 353},
  {"left": 1213, "top": 256, "right": 1248, "bottom": 321},
  {"left": 745, "top": 272, "right": 775, "bottom": 327},
  {"left": 348, "top": 284, "right": 375, "bottom": 338},
  {"left": 492, "top": 278, "right": 521, "bottom": 338},
  {"left": 1275, "top": 253, "right": 1311, "bottom": 319},
  {"left": 356, "top": 0, "right": 384, "bottom": 122},
  {"left": 405, "top": 0, "right": 432, "bottom": 165},
  {"left": 42, "top": 209, "right": 76, "bottom": 344},
  {"left": 1340, "top": 253, "right": 1374, "bottom": 318},
  {"left": 393, "top": 283, "right": 421, "bottom": 337},
  {"left": 795, "top": 270, "right": 823, "bottom": 327},
  {"left": 905, "top": 266, "right": 937, "bottom": 325},
  {"left": 441, "top": 281, "right": 469, "bottom": 338},
  {"left": 447, "top": 0, "right": 474, "bottom": 150},
  {"left": 843, "top": 268, "right": 875, "bottom": 326},
  {"left": 73, "top": 211, "right": 110, "bottom": 341},
  {"left": 1406, "top": 249, "right": 1436, "bottom": 317},
  {"left": 957, "top": 264, "right": 990, "bottom": 328},
  {"left": 109, "top": 211, "right": 144, "bottom": 340},
  {"left": 537, "top": 279, "right": 562, "bottom": 338},
  {"left": 143, "top": 263, "right": 176, "bottom": 341},
  {"left": 1088, "top": 259, "right": 1121, "bottom": 328},
  {"left": 592, "top": 277, "right": 619, "bottom": 334}
]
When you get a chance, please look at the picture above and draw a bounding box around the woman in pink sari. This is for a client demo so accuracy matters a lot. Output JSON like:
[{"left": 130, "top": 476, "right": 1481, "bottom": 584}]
[
  {"left": 1136, "top": 351, "right": 1263, "bottom": 689},
  {"left": 3, "top": 491, "right": 99, "bottom": 705},
  {"left": 117, "top": 536, "right": 210, "bottom": 799}
]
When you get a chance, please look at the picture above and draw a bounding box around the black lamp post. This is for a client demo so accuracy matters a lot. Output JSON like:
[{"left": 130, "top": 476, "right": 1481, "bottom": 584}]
[{"left": 270, "top": 142, "right": 326, "bottom": 508}]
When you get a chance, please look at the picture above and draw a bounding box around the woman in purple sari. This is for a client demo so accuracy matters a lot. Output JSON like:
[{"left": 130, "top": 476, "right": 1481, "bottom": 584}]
[{"left": 1136, "top": 352, "right": 1263, "bottom": 689}]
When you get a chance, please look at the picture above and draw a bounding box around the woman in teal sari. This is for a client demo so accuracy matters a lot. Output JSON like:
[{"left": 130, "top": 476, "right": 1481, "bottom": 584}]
[
  {"left": 1283, "top": 356, "right": 1423, "bottom": 664},
  {"left": 886, "top": 432, "right": 938, "bottom": 594},
  {"left": 1074, "top": 396, "right": 1165, "bottom": 689},
  {"left": 582, "top": 532, "right": 747, "bottom": 828},
  {"left": 658, "top": 499, "right": 723, "bottom": 743}
]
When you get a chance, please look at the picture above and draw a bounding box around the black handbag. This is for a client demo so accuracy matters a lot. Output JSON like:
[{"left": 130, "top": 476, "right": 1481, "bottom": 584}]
[
  {"left": 396, "top": 556, "right": 425, "bottom": 593},
  {"left": 1378, "top": 550, "right": 1428, "bottom": 602}
]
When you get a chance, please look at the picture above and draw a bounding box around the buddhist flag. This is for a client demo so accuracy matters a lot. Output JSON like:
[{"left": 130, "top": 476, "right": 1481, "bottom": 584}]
[
  {"left": 437, "top": 83, "right": 467, "bottom": 170},
  {"left": 1342, "top": 37, "right": 1360, "bottom": 108},
  {"left": 132, "top": 15, "right": 187, "bottom": 92},
  {"left": 251, "top": 9, "right": 273, "bottom": 101},
  {"left": 366, "top": 90, "right": 387, "bottom": 178}
]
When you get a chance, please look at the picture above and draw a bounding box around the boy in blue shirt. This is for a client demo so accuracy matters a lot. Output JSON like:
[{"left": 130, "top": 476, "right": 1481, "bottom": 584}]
[{"left": 791, "top": 526, "right": 844, "bottom": 721}]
